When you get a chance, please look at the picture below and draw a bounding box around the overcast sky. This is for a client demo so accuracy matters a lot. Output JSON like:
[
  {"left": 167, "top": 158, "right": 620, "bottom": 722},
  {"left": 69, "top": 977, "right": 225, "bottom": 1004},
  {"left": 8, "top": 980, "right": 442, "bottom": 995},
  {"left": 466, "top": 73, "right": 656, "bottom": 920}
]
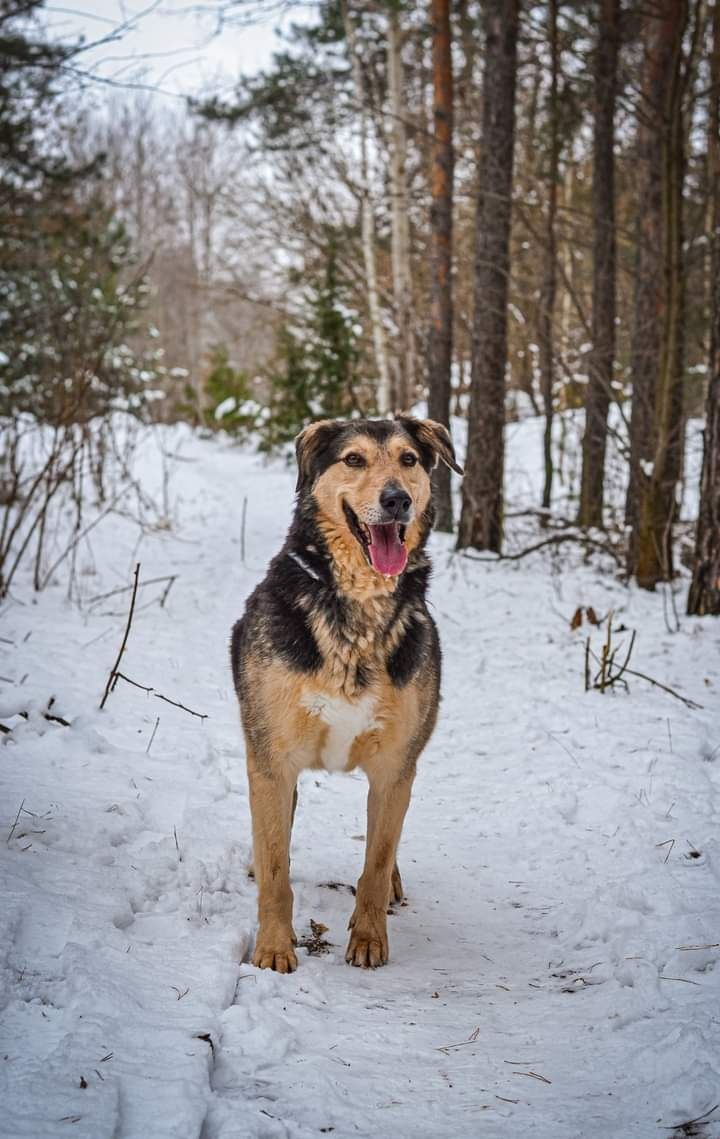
[{"left": 45, "top": 0, "right": 313, "bottom": 102}]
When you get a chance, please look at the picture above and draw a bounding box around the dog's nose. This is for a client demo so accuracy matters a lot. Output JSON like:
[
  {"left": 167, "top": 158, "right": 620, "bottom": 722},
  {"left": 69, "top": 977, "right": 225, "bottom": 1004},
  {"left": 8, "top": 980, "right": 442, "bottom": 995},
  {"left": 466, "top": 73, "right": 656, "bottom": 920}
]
[{"left": 380, "top": 485, "right": 411, "bottom": 520}]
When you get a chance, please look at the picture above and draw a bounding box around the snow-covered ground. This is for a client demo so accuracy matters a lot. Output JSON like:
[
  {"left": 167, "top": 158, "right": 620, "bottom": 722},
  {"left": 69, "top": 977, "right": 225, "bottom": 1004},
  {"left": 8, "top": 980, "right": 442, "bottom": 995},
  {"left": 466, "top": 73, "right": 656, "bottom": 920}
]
[{"left": 1, "top": 419, "right": 719, "bottom": 1139}]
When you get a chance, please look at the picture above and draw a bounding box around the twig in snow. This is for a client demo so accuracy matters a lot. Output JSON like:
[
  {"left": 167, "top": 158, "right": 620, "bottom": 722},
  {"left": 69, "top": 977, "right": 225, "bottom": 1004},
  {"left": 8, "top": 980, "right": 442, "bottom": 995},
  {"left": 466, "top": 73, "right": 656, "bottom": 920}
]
[
  {"left": 656, "top": 838, "right": 675, "bottom": 864},
  {"left": 544, "top": 729, "right": 580, "bottom": 768},
  {"left": 146, "top": 716, "right": 160, "bottom": 754},
  {"left": 661, "top": 1103, "right": 719, "bottom": 1130},
  {"left": 617, "top": 663, "right": 702, "bottom": 710},
  {"left": 585, "top": 620, "right": 701, "bottom": 709},
  {"left": 584, "top": 635, "right": 591, "bottom": 692},
  {"left": 159, "top": 576, "right": 176, "bottom": 608},
  {"left": 112, "top": 671, "right": 208, "bottom": 720},
  {"left": 436, "top": 1027, "right": 480, "bottom": 1054},
  {"left": 41, "top": 494, "right": 124, "bottom": 590},
  {"left": 658, "top": 976, "right": 701, "bottom": 985},
  {"left": 99, "top": 563, "right": 140, "bottom": 710},
  {"left": 88, "top": 574, "right": 177, "bottom": 608},
  {"left": 6, "top": 799, "right": 24, "bottom": 843},
  {"left": 676, "top": 943, "right": 720, "bottom": 951},
  {"left": 173, "top": 825, "right": 182, "bottom": 861},
  {"left": 513, "top": 1070, "right": 552, "bottom": 1085}
]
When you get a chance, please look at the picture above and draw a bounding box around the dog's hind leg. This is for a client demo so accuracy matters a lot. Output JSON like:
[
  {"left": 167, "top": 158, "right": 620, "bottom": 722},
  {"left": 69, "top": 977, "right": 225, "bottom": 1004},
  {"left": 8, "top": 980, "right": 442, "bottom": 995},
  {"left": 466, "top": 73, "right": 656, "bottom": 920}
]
[
  {"left": 346, "top": 772, "right": 414, "bottom": 967},
  {"left": 248, "top": 759, "right": 298, "bottom": 973},
  {"left": 390, "top": 861, "right": 404, "bottom": 904}
]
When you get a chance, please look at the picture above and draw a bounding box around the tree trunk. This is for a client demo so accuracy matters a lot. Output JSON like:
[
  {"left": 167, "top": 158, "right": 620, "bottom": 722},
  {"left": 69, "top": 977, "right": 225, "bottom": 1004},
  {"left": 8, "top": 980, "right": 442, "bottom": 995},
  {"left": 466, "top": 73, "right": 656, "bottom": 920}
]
[
  {"left": 457, "top": 0, "right": 520, "bottom": 552},
  {"left": 625, "top": 0, "right": 687, "bottom": 575},
  {"left": 632, "top": 0, "right": 689, "bottom": 588},
  {"left": 538, "top": 0, "right": 560, "bottom": 516},
  {"left": 688, "top": 0, "right": 720, "bottom": 615},
  {"left": 342, "top": 0, "right": 391, "bottom": 415},
  {"left": 428, "top": 0, "right": 455, "bottom": 532},
  {"left": 578, "top": 0, "right": 620, "bottom": 529},
  {"left": 387, "top": 6, "right": 414, "bottom": 412}
]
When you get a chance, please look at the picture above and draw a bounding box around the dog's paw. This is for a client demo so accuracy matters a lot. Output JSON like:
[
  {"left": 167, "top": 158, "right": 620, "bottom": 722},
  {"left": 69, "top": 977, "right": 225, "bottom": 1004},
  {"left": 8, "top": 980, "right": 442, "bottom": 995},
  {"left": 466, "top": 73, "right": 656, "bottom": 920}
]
[
  {"left": 252, "top": 929, "right": 298, "bottom": 973},
  {"left": 345, "top": 913, "right": 389, "bottom": 968}
]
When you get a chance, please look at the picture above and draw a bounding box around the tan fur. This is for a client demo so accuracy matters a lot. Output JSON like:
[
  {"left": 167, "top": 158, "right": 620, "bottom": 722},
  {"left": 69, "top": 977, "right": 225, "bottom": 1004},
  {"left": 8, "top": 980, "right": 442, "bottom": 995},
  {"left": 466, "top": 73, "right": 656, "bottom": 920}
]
[
  {"left": 243, "top": 645, "right": 436, "bottom": 969},
  {"left": 239, "top": 419, "right": 453, "bottom": 971},
  {"left": 311, "top": 433, "right": 431, "bottom": 602}
]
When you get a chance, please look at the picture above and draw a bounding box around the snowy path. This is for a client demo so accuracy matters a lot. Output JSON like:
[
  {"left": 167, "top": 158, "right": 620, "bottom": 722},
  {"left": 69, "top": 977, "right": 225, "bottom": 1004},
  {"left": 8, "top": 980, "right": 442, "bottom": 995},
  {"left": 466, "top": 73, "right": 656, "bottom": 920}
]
[{"left": 1, "top": 426, "right": 719, "bottom": 1138}]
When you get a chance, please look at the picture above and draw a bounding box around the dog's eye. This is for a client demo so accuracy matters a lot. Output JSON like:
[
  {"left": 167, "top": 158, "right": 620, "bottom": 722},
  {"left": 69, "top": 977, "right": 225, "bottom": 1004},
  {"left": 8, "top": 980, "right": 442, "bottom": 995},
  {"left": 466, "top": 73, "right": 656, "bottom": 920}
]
[
  {"left": 400, "top": 452, "right": 418, "bottom": 467},
  {"left": 343, "top": 452, "right": 366, "bottom": 468}
]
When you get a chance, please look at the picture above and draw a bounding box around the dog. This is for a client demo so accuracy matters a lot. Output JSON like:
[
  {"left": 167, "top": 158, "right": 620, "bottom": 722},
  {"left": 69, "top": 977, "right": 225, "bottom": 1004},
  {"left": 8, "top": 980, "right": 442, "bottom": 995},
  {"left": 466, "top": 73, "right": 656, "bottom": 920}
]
[{"left": 230, "top": 416, "right": 462, "bottom": 971}]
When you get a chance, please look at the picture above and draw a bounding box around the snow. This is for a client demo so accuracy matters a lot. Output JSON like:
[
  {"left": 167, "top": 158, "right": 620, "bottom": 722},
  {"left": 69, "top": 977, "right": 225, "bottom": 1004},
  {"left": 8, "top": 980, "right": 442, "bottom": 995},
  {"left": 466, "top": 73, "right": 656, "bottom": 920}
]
[
  {"left": 214, "top": 396, "right": 238, "bottom": 420},
  {"left": 1, "top": 418, "right": 719, "bottom": 1138}
]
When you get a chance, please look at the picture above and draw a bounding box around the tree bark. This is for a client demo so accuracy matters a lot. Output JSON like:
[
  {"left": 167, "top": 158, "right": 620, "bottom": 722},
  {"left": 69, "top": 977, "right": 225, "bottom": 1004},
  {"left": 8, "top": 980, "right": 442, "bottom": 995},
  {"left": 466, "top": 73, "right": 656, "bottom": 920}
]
[
  {"left": 457, "top": 0, "right": 520, "bottom": 552},
  {"left": 387, "top": 6, "right": 414, "bottom": 412},
  {"left": 625, "top": 0, "right": 687, "bottom": 578},
  {"left": 578, "top": 0, "right": 620, "bottom": 529},
  {"left": 539, "top": 0, "right": 560, "bottom": 516},
  {"left": 342, "top": 0, "right": 391, "bottom": 415},
  {"left": 428, "top": 0, "right": 455, "bottom": 531},
  {"left": 687, "top": 0, "right": 720, "bottom": 615},
  {"left": 632, "top": 0, "right": 689, "bottom": 588}
]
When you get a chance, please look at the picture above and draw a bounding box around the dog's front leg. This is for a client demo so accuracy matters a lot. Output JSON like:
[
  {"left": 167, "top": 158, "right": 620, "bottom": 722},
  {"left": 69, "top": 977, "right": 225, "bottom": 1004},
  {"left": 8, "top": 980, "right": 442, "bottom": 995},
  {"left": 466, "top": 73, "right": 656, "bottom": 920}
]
[
  {"left": 248, "top": 761, "right": 298, "bottom": 973},
  {"left": 346, "top": 773, "right": 413, "bottom": 968}
]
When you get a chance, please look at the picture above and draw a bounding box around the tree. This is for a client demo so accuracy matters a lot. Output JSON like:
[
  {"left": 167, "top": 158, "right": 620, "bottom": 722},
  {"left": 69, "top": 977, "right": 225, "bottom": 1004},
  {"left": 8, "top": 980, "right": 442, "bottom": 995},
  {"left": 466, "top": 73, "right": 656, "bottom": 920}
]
[
  {"left": 342, "top": 0, "right": 391, "bottom": 413},
  {"left": 538, "top": 0, "right": 560, "bottom": 515},
  {"left": 625, "top": 0, "right": 688, "bottom": 583},
  {"left": 387, "top": 3, "right": 414, "bottom": 411},
  {"left": 578, "top": 0, "right": 620, "bottom": 528},
  {"left": 457, "top": 0, "right": 520, "bottom": 552},
  {"left": 687, "top": 0, "right": 720, "bottom": 615},
  {"left": 259, "top": 239, "right": 362, "bottom": 449},
  {"left": 629, "top": 0, "right": 689, "bottom": 588},
  {"left": 427, "top": 0, "right": 455, "bottom": 531}
]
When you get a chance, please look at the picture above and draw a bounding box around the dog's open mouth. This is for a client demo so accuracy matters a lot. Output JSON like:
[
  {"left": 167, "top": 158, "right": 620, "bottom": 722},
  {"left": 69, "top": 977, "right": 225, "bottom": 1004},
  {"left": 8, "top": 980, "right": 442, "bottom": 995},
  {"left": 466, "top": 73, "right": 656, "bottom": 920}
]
[{"left": 343, "top": 503, "right": 408, "bottom": 576}]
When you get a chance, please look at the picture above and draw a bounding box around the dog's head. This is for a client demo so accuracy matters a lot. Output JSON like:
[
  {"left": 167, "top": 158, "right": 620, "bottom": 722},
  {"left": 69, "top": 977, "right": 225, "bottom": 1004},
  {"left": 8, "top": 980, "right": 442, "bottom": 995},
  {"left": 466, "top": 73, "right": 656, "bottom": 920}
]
[{"left": 295, "top": 417, "right": 463, "bottom": 578}]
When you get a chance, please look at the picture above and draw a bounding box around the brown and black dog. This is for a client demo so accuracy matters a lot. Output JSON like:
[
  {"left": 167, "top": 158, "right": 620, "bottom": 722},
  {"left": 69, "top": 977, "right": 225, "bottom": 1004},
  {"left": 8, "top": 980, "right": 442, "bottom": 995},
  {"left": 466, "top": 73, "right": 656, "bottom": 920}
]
[{"left": 230, "top": 417, "right": 462, "bottom": 971}]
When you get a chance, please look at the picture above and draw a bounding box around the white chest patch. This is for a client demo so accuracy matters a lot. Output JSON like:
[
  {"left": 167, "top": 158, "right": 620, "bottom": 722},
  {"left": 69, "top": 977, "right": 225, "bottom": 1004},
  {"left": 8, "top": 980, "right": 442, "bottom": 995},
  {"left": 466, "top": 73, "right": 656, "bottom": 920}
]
[{"left": 300, "top": 692, "right": 378, "bottom": 772}]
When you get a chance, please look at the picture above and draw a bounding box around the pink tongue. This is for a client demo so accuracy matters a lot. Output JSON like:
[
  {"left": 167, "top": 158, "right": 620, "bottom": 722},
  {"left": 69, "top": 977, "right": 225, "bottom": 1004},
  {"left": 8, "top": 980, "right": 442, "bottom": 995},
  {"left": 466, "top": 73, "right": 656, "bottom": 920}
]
[{"left": 368, "top": 523, "right": 407, "bottom": 576}]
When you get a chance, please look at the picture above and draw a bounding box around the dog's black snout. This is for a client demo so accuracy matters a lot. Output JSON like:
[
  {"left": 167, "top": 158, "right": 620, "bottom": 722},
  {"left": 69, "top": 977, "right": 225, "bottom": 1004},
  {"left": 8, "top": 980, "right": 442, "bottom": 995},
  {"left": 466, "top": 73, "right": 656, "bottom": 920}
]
[{"left": 380, "top": 485, "right": 412, "bottom": 520}]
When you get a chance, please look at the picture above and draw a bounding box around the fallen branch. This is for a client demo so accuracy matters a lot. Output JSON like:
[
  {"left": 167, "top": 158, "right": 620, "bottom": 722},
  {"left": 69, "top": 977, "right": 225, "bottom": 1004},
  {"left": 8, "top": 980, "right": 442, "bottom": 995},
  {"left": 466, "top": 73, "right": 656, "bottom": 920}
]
[
  {"left": 661, "top": 1104, "right": 719, "bottom": 1131},
  {"left": 112, "top": 670, "right": 208, "bottom": 721},
  {"left": 585, "top": 620, "right": 702, "bottom": 710},
  {"left": 6, "top": 798, "right": 24, "bottom": 843},
  {"left": 462, "top": 531, "right": 622, "bottom": 566},
  {"left": 88, "top": 574, "right": 177, "bottom": 608},
  {"left": 612, "top": 664, "right": 703, "bottom": 710},
  {"left": 100, "top": 563, "right": 140, "bottom": 711}
]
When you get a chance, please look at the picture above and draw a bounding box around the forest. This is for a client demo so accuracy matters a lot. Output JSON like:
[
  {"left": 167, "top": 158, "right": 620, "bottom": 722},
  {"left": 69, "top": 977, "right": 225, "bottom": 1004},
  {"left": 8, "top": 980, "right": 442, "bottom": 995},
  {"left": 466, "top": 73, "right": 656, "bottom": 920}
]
[
  {"left": 2, "top": 3, "right": 720, "bottom": 1138},
  {"left": 1, "top": 0, "right": 718, "bottom": 607}
]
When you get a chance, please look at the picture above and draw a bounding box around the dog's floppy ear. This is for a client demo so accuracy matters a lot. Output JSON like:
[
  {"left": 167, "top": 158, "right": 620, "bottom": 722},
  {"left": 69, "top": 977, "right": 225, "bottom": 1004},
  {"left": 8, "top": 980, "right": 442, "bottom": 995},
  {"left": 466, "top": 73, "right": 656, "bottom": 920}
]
[
  {"left": 295, "top": 419, "right": 343, "bottom": 493},
  {"left": 397, "top": 417, "right": 464, "bottom": 476}
]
